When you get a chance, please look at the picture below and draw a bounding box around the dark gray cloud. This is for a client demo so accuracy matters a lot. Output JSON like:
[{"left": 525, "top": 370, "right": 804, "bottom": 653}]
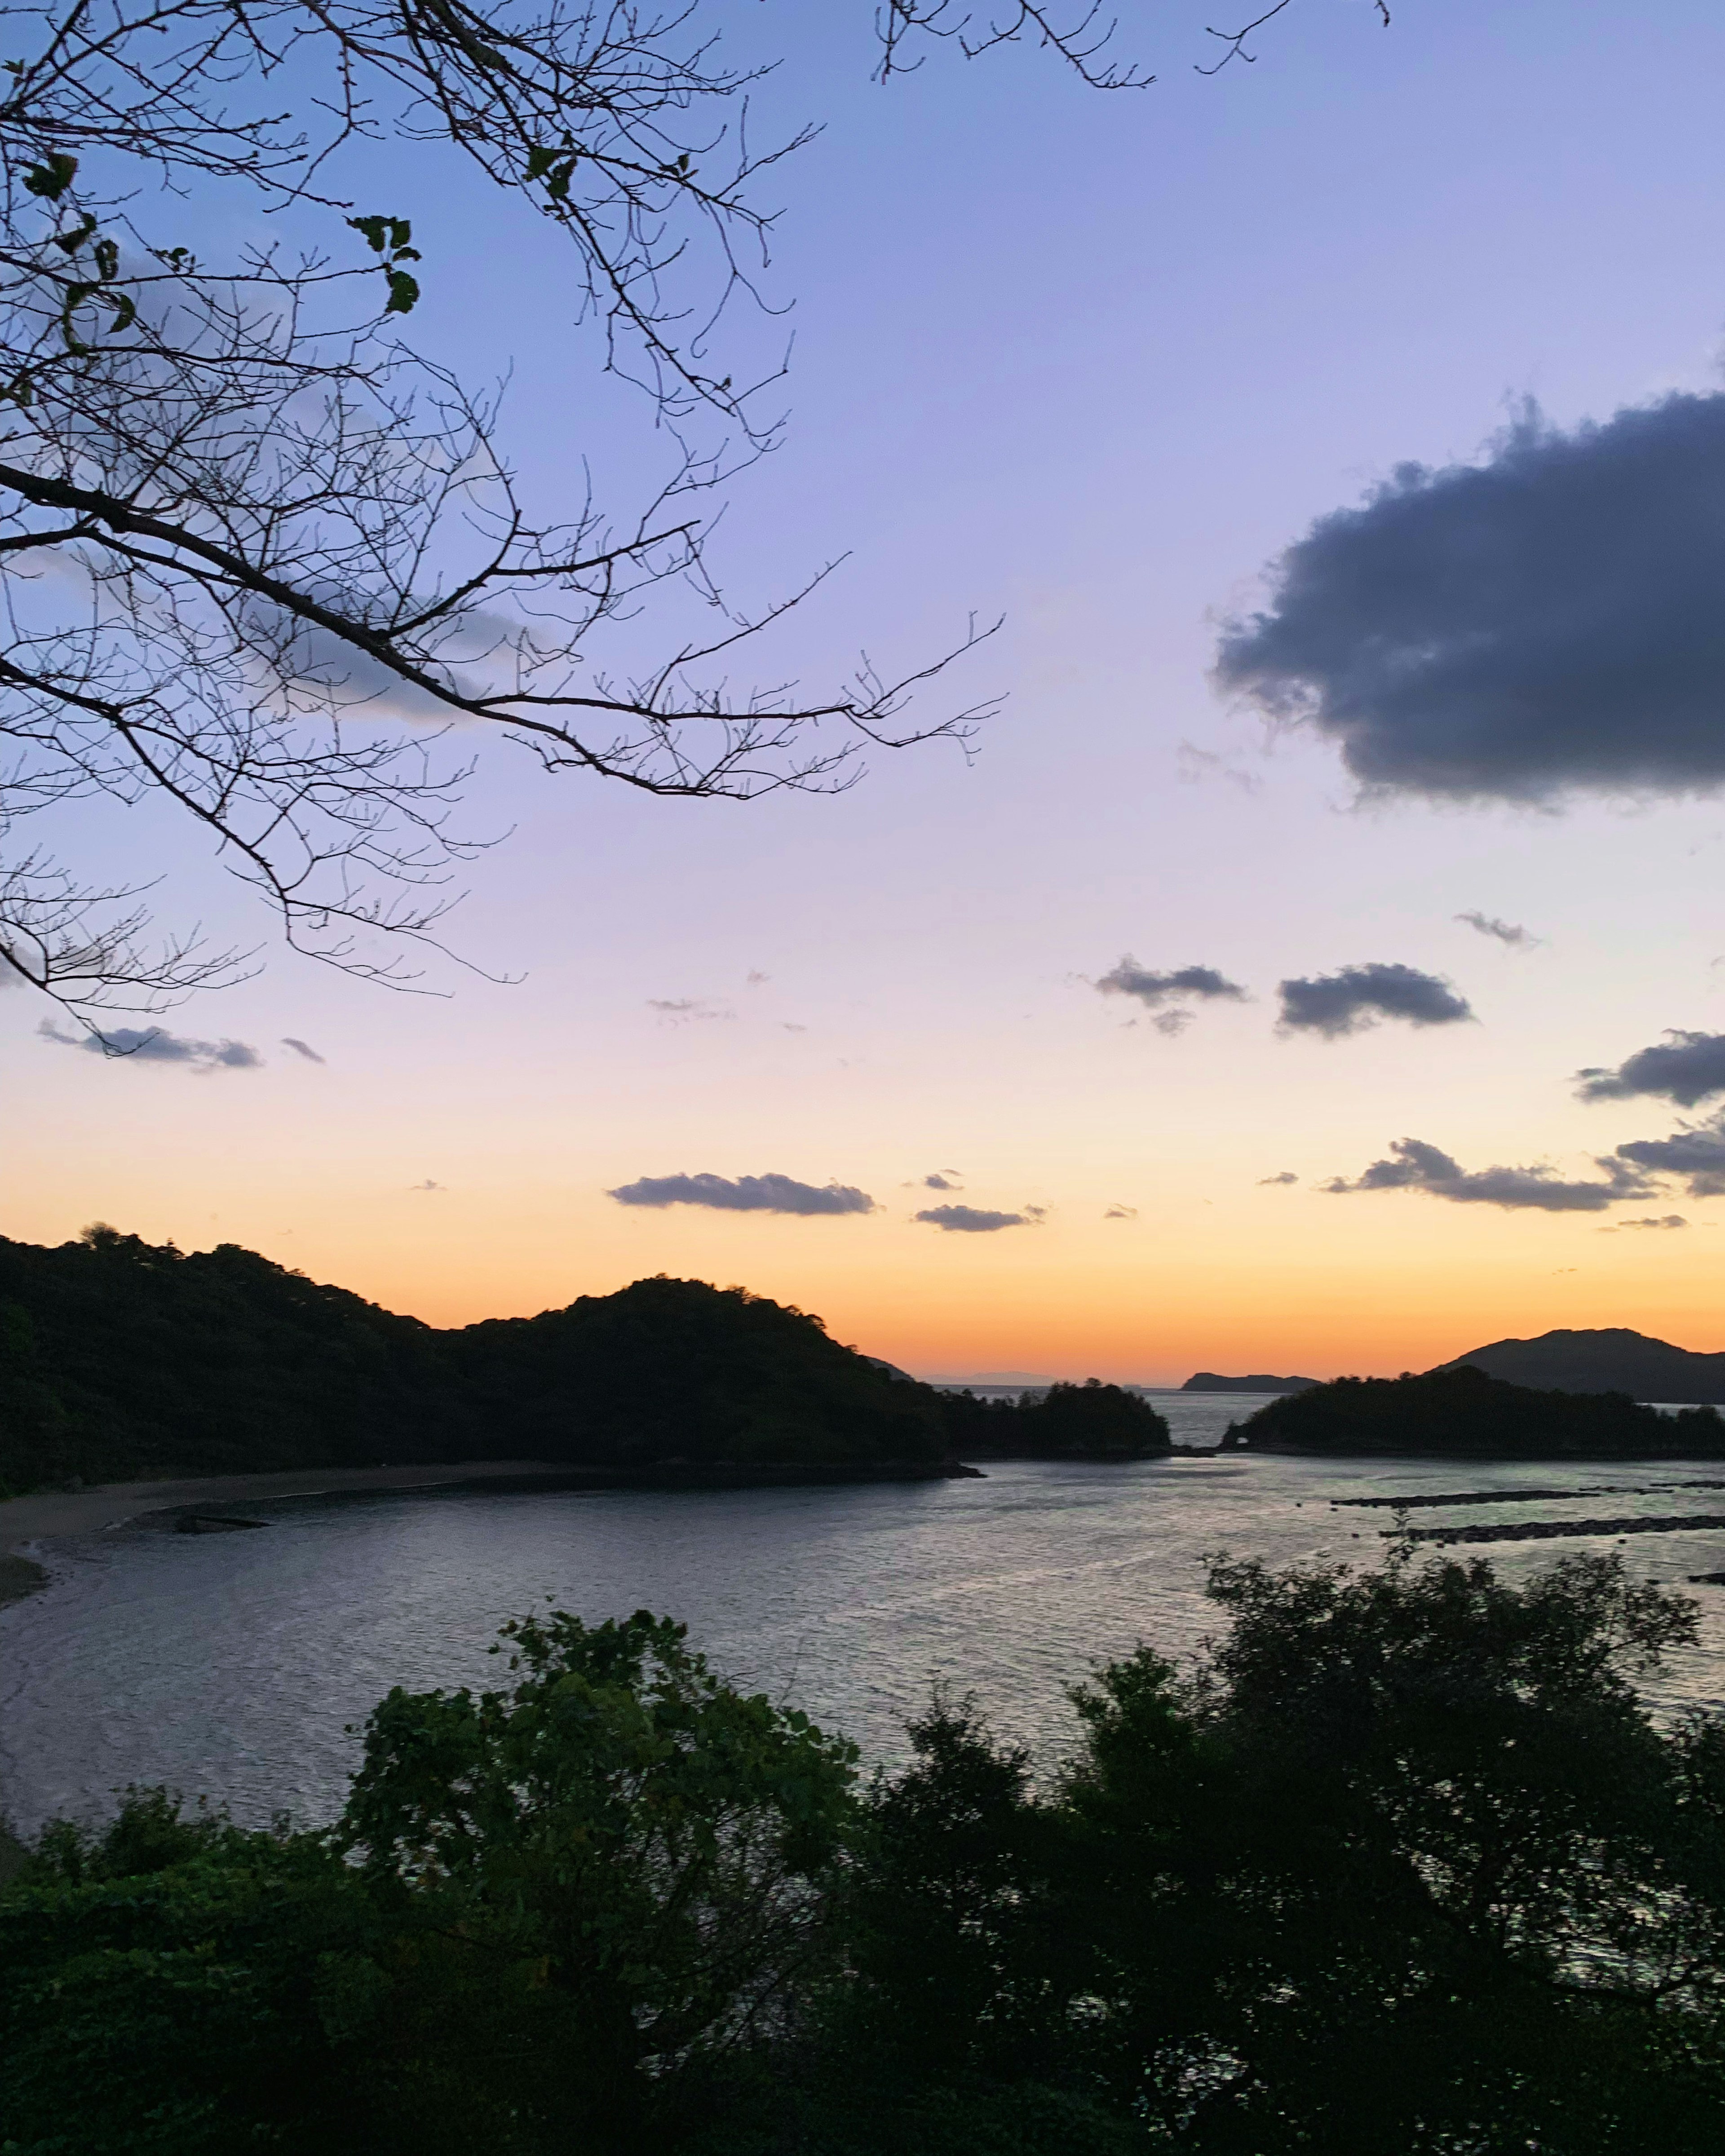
[
  {"left": 1610, "top": 1111, "right": 1725, "bottom": 1198},
  {"left": 1104, "top": 1204, "right": 1138, "bottom": 1219},
  {"left": 923, "top": 1173, "right": 960, "bottom": 1191},
  {"left": 281, "top": 1036, "right": 326, "bottom": 1063},
  {"left": 1576, "top": 1030, "right": 1725, "bottom": 1108},
  {"left": 1322, "top": 1135, "right": 1655, "bottom": 1213},
  {"left": 1456, "top": 911, "right": 1539, "bottom": 950},
  {"left": 40, "top": 1019, "right": 262, "bottom": 1072},
  {"left": 608, "top": 1171, "right": 876, "bottom": 1216},
  {"left": 915, "top": 1204, "right": 1031, "bottom": 1233},
  {"left": 1601, "top": 1215, "right": 1688, "bottom": 1232},
  {"left": 1214, "top": 394, "right": 1725, "bottom": 803},
  {"left": 1258, "top": 1171, "right": 1299, "bottom": 1186},
  {"left": 1277, "top": 963, "right": 1473, "bottom": 1039},
  {"left": 1097, "top": 959, "right": 1248, "bottom": 1013}
]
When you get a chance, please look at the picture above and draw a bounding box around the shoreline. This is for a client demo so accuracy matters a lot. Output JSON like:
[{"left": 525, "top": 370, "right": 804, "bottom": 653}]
[
  {"left": 0, "top": 1458, "right": 566, "bottom": 1552},
  {"left": 0, "top": 1454, "right": 982, "bottom": 1558}
]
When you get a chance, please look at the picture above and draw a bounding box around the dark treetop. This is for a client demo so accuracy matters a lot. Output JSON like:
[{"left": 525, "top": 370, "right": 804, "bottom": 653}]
[{"left": 1238, "top": 1363, "right": 1725, "bottom": 1460}]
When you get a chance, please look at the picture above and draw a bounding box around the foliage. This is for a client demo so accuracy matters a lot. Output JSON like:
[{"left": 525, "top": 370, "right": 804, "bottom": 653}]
[
  {"left": 931, "top": 1379, "right": 1170, "bottom": 1459},
  {"left": 1242, "top": 1360, "right": 1725, "bottom": 1458},
  {"left": 8, "top": 1550, "right": 1723, "bottom": 2152},
  {"left": 0, "top": 1229, "right": 951, "bottom": 1488},
  {"left": 1026, "top": 1379, "right": 1170, "bottom": 1457},
  {"left": 456, "top": 1274, "right": 951, "bottom": 1469}
]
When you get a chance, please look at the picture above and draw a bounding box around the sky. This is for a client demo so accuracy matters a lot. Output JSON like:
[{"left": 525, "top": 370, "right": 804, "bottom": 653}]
[{"left": 8, "top": 0, "right": 1725, "bottom": 1381}]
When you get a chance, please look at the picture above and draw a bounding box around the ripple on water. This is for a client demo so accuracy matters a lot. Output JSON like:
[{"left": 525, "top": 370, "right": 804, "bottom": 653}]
[{"left": 4, "top": 1439, "right": 1725, "bottom": 1835}]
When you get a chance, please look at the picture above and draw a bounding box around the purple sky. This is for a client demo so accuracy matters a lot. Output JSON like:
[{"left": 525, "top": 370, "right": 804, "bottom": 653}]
[{"left": 10, "top": 3, "right": 1725, "bottom": 1378}]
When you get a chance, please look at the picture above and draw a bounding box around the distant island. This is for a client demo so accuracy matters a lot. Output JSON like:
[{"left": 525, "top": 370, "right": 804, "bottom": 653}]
[
  {"left": 1236, "top": 1365, "right": 1725, "bottom": 1460},
  {"left": 1183, "top": 1371, "right": 1320, "bottom": 1394},
  {"left": 1432, "top": 1327, "right": 1725, "bottom": 1402},
  {"left": 0, "top": 1228, "right": 1166, "bottom": 1497}
]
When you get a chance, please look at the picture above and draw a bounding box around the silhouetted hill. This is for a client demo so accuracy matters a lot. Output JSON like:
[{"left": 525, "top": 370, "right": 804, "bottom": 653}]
[
  {"left": 1432, "top": 1327, "right": 1725, "bottom": 1401},
  {"left": 1240, "top": 1364, "right": 1725, "bottom": 1459},
  {"left": 1182, "top": 1371, "right": 1320, "bottom": 1393},
  {"left": 0, "top": 1229, "right": 952, "bottom": 1493},
  {"left": 455, "top": 1276, "right": 948, "bottom": 1470}
]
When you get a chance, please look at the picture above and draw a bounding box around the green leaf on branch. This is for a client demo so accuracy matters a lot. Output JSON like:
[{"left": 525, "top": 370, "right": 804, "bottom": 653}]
[
  {"left": 24, "top": 153, "right": 78, "bottom": 201},
  {"left": 385, "top": 269, "right": 421, "bottom": 315}
]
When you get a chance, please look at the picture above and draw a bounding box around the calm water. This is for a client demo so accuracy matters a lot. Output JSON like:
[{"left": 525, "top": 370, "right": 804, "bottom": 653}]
[{"left": 5, "top": 1393, "right": 1725, "bottom": 1836}]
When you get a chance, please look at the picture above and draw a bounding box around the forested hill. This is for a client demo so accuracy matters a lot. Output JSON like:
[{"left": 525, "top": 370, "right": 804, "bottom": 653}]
[
  {"left": 1433, "top": 1326, "right": 1725, "bottom": 1401},
  {"left": 0, "top": 1229, "right": 951, "bottom": 1493},
  {"left": 1239, "top": 1365, "right": 1725, "bottom": 1459}
]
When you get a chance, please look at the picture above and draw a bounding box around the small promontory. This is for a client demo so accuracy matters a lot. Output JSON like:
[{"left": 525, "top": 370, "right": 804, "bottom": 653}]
[{"left": 1236, "top": 1365, "right": 1725, "bottom": 1460}]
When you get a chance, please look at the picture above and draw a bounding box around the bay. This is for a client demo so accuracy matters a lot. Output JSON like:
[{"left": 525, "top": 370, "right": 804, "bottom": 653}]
[{"left": 5, "top": 1392, "right": 1725, "bottom": 1837}]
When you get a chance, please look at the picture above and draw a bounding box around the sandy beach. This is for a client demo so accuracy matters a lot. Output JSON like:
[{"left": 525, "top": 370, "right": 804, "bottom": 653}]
[{"left": 0, "top": 1458, "right": 558, "bottom": 1577}]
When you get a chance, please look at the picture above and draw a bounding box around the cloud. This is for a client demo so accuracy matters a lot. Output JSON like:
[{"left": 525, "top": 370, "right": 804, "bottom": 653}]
[
  {"left": 1601, "top": 1215, "right": 1688, "bottom": 1232},
  {"left": 1096, "top": 959, "right": 1248, "bottom": 1012},
  {"left": 409, "top": 1179, "right": 446, "bottom": 1193},
  {"left": 1576, "top": 1030, "right": 1725, "bottom": 1108},
  {"left": 1456, "top": 911, "right": 1539, "bottom": 950},
  {"left": 746, "top": 971, "right": 770, "bottom": 985},
  {"left": 1321, "top": 1135, "right": 1655, "bottom": 1213},
  {"left": 1258, "top": 1171, "right": 1299, "bottom": 1186},
  {"left": 648, "top": 998, "right": 734, "bottom": 1024},
  {"left": 39, "top": 1020, "right": 262, "bottom": 1072},
  {"left": 922, "top": 1172, "right": 967, "bottom": 1191},
  {"left": 280, "top": 1036, "right": 326, "bottom": 1063},
  {"left": 1215, "top": 393, "right": 1725, "bottom": 803},
  {"left": 1103, "top": 1204, "right": 1138, "bottom": 1219},
  {"left": 915, "top": 1204, "right": 1032, "bottom": 1233},
  {"left": 607, "top": 1171, "right": 876, "bottom": 1216},
  {"left": 1277, "top": 963, "right": 1473, "bottom": 1039},
  {"left": 1610, "top": 1110, "right": 1725, "bottom": 1197}
]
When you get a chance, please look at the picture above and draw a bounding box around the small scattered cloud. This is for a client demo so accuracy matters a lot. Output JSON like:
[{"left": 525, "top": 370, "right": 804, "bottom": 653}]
[
  {"left": 1278, "top": 963, "right": 1473, "bottom": 1039},
  {"left": 1576, "top": 1030, "right": 1725, "bottom": 1108},
  {"left": 39, "top": 1020, "right": 262, "bottom": 1072},
  {"left": 409, "top": 1179, "right": 446, "bottom": 1193},
  {"left": 1097, "top": 959, "right": 1248, "bottom": 1013},
  {"left": 1321, "top": 1135, "right": 1654, "bottom": 1213},
  {"left": 1213, "top": 393, "right": 1725, "bottom": 804},
  {"left": 1103, "top": 1204, "right": 1137, "bottom": 1220},
  {"left": 1609, "top": 1109, "right": 1725, "bottom": 1197},
  {"left": 1456, "top": 911, "right": 1539, "bottom": 950},
  {"left": 1258, "top": 1170, "right": 1299, "bottom": 1186},
  {"left": 280, "top": 1036, "right": 326, "bottom": 1063},
  {"left": 1022, "top": 1203, "right": 1048, "bottom": 1220},
  {"left": 781, "top": 1022, "right": 808, "bottom": 1034},
  {"left": 1177, "top": 741, "right": 1262, "bottom": 793},
  {"left": 922, "top": 1172, "right": 963, "bottom": 1190},
  {"left": 608, "top": 1171, "right": 876, "bottom": 1217},
  {"left": 1600, "top": 1215, "right": 1688, "bottom": 1232},
  {"left": 915, "top": 1204, "right": 1033, "bottom": 1233},
  {"left": 647, "top": 998, "right": 734, "bottom": 1024},
  {"left": 746, "top": 971, "right": 770, "bottom": 986}
]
